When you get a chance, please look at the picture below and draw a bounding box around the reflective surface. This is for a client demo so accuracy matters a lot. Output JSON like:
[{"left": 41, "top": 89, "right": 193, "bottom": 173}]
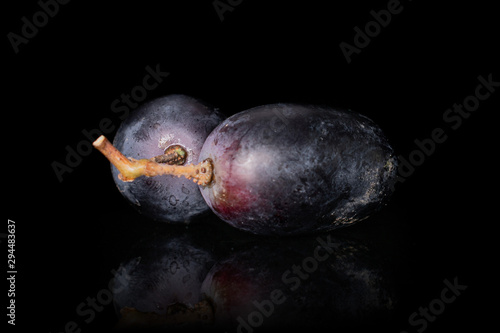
[{"left": 108, "top": 209, "right": 410, "bottom": 332}]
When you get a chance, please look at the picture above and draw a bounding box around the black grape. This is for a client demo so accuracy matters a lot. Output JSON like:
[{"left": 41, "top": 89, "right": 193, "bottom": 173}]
[
  {"left": 198, "top": 104, "right": 397, "bottom": 235},
  {"left": 111, "top": 94, "right": 224, "bottom": 223}
]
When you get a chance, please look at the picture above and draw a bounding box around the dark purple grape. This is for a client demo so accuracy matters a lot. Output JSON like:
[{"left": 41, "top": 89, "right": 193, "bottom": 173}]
[
  {"left": 200, "top": 234, "right": 397, "bottom": 330},
  {"left": 112, "top": 94, "right": 224, "bottom": 223},
  {"left": 110, "top": 219, "right": 400, "bottom": 331},
  {"left": 198, "top": 104, "right": 397, "bottom": 235},
  {"left": 112, "top": 233, "right": 215, "bottom": 315}
]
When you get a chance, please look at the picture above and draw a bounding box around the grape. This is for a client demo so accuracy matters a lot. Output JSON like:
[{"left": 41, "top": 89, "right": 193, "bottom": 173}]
[
  {"left": 200, "top": 234, "right": 397, "bottom": 330},
  {"left": 198, "top": 104, "right": 397, "bottom": 235},
  {"left": 111, "top": 221, "right": 398, "bottom": 330},
  {"left": 111, "top": 227, "right": 216, "bottom": 327},
  {"left": 94, "top": 101, "right": 396, "bottom": 235},
  {"left": 111, "top": 94, "right": 224, "bottom": 223}
]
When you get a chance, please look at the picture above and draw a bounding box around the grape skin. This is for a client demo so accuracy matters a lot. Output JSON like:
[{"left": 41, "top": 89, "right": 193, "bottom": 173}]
[
  {"left": 112, "top": 94, "right": 225, "bottom": 223},
  {"left": 198, "top": 104, "right": 397, "bottom": 235}
]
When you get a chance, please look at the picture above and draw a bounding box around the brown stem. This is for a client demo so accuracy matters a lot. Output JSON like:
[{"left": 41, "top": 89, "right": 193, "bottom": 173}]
[{"left": 92, "top": 135, "right": 213, "bottom": 186}]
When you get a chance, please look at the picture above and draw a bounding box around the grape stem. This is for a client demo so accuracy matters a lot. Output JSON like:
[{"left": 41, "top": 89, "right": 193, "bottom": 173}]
[{"left": 92, "top": 135, "right": 213, "bottom": 186}]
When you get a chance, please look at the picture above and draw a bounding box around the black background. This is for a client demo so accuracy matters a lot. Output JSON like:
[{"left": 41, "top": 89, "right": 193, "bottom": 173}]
[{"left": 5, "top": 0, "right": 497, "bottom": 332}]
